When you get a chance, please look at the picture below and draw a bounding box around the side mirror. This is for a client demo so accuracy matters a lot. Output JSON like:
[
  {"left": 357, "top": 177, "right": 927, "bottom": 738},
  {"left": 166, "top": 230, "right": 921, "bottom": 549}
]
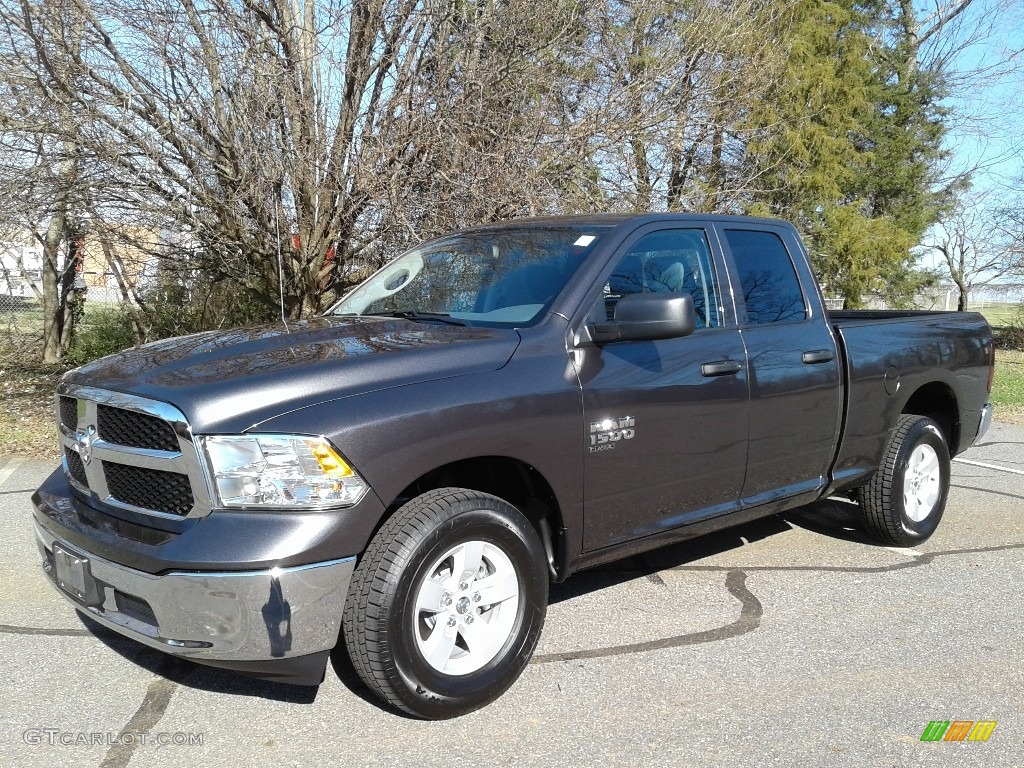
[{"left": 589, "top": 293, "right": 696, "bottom": 344}]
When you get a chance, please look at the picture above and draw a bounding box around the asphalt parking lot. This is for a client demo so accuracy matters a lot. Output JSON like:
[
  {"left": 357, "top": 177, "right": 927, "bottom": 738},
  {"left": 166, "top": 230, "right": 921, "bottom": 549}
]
[{"left": 1, "top": 424, "right": 1022, "bottom": 768}]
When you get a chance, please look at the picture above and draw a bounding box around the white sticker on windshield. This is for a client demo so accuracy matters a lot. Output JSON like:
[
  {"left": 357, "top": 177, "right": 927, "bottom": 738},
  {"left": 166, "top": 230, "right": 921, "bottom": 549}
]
[{"left": 574, "top": 235, "right": 596, "bottom": 247}]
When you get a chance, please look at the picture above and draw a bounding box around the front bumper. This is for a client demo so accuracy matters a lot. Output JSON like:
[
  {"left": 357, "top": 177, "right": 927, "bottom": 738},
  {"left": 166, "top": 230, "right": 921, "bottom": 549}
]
[{"left": 34, "top": 520, "right": 354, "bottom": 685}]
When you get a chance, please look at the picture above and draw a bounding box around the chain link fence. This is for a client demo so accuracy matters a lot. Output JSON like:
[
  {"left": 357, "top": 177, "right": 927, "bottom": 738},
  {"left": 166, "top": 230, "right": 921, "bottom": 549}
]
[
  {"left": 0, "top": 285, "right": 132, "bottom": 362},
  {"left": 0, "top": 291, "right": 43, "bottom": 358}
]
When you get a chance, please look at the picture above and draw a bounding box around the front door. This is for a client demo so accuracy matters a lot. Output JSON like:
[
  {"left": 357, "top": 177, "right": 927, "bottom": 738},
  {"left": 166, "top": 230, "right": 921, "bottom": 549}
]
[{"left": 576, "top": 226, "right": 750, "bottom": 551}]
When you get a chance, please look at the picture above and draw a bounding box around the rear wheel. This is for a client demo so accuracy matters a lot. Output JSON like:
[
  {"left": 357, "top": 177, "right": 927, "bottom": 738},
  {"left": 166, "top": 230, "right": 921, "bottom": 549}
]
[
  {"left": 342, "top": 488, "right": 548, "bottom": 719},
  {"left": 856, "top": 414, "right": 950, "bottom": 546}
]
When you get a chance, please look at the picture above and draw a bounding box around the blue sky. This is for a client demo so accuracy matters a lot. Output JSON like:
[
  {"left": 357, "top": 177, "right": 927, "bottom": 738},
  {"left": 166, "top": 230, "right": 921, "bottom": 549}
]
[
  {"left": 913, "top": 0, "right": 1024, "bottom": 284},
  {"left": 940, "top": 0, "right": 1024, "bottom": 194}
]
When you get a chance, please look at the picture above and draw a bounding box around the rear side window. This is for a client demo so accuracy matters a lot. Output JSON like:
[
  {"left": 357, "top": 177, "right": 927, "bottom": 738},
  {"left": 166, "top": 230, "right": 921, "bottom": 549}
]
[{"left": 724, "top": 229, "right": 806, "bottom": 325}]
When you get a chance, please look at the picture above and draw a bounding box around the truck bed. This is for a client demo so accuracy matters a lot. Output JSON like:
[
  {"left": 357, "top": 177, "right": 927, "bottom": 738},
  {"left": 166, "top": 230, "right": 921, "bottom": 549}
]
[{"left": 826, "top": 308, "right": 991, "bottom": 493}]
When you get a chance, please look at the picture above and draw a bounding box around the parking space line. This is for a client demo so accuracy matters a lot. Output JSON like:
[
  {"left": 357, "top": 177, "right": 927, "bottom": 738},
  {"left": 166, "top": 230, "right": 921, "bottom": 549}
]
[
  {"left": 0, "top": 457, "right": 23, "bottom": 488},
  {"left": 953, "top": 457, "right": 1024, "bottom": 476}
]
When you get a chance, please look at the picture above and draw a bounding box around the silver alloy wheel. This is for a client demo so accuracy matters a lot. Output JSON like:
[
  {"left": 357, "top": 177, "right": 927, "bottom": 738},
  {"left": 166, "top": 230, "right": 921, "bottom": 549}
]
[
  {"left": 903, "top": 443, "right": 941, "bottom": 522},
  {"left": 413, "top": 539, "right": 521, "bottom": 676}
]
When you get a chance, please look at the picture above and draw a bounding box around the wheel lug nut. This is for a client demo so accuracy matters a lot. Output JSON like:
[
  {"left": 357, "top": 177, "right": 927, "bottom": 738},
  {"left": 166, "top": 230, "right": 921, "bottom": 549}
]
[
  {"left": 447, "top": 616, "right": 457, "bottom": 627},
  {"left": 441, "top": 593, "right": 452, "bottom": 607},
  {"left": 464, "top": 615, "right": 474, "bottom": 624},
  {"left": 472, "top": 592, "right": 481, "bottom": 602},
  {"left": 459, "top": 581, "right": 469, "bottom": 591}
]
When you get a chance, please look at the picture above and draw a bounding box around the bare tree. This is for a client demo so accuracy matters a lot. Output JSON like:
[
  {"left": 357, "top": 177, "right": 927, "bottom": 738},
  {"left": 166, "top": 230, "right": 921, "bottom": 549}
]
[
  {"left": 0, "top": 133, "right": 87, "bottom": 365},
  {"left": 6, "top": 0, "right": 1012, "bottom": 360},
  {"left": 900, "top": 0, "right": 1024, "bottom": 188},
  {"left": 0, "top": 0, "right": 598, "bottom": 327},
  {"left": 929, "top": 193, "right": 1024, "bottom": 310},
  {"left": 0, "top": 1, "right": 90, "bottom": 362},
  {"left": 558, "top": 0, "right": 784, "bottom": 214}
]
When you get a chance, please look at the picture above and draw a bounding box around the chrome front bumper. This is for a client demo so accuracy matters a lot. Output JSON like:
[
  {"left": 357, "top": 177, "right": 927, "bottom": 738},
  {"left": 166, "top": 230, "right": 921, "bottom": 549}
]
[{"left": 34, "top": 520, "right": 354, "bottom": 665}]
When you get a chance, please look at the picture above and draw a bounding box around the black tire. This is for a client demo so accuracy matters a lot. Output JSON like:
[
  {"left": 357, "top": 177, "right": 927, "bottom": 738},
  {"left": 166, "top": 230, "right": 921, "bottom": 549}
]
[
  {"left": 341, "top": 488, "right": 548, "bottom": 719},
  {"left": 856, "top": 414, "right": 951, "bottom": 546}
]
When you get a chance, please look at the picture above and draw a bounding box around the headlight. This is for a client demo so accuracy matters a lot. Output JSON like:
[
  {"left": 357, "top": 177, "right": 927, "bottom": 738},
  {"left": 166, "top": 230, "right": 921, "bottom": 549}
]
[{"left": 200, "top": 434, "right": 369, "bottom": 509}]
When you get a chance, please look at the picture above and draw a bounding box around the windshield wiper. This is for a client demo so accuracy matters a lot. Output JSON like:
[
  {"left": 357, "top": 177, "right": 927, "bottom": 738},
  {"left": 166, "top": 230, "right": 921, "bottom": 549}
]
[{"left": 377, "top": 310, "right": 468, "bottom": 326}]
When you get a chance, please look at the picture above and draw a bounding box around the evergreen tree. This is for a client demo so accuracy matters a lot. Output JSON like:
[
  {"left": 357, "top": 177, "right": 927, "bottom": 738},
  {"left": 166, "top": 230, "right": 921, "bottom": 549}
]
[{"left": 744, "top": 0, "right": 952, "bottom": 306}]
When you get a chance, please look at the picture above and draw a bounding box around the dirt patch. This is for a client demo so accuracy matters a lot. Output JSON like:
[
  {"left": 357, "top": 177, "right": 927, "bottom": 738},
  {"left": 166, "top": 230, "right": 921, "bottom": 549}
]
[{"left": 0, "top": 358, "right": 64, "bottom": 459}]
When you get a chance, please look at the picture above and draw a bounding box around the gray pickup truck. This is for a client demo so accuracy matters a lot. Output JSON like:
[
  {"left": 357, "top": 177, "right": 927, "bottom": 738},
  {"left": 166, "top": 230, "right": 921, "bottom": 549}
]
[{"left": 32, "top": 214, "right": 993, "bottom": 718}]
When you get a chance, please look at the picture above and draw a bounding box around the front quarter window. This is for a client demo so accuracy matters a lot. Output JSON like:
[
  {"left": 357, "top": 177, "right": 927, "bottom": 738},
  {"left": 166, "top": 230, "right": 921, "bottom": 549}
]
[{"left": 330, "top": 227, "right": 606, "bottom": 327}]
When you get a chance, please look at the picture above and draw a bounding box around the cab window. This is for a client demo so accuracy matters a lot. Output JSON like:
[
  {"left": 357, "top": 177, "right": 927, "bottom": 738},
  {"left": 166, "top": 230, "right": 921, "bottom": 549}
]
[
  {"left": 723, "top": 229, "right": 807, "bottom": 325},
  {"left": 595, "top": 229, "right": 721, "bottom": 329}
]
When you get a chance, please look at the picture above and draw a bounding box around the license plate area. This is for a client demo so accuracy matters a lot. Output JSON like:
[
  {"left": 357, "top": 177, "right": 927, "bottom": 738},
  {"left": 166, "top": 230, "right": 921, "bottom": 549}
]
[{"left": 52, "top": 544, "right": 100, "bottom": 606}]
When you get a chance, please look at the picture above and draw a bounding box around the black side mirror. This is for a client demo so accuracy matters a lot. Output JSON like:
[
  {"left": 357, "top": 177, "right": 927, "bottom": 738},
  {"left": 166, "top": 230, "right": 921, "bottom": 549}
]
[{"left": 589, "top": 293, "right": 696, "bottom": 344}]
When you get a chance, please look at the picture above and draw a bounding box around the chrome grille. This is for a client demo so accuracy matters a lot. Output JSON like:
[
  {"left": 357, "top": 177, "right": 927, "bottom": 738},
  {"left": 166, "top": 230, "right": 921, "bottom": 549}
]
[
  {"left": 55, "top": 385, "right": 213, "bottom": 520},
  {"left": 59, "top": 396, "right": 78, "bottom": 430},
  {"left": 103, "top": 463, "right": 193, "bottom": 516},
  {"left": 97, "top": 404, "right": 178, "bottom": 451},
  {"left": 64, "top": 446, "right": 88, "bottom": 487}
]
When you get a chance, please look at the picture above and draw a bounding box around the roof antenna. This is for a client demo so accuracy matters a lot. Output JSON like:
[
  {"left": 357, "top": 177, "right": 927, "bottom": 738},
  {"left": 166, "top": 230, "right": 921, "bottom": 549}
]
[{"left": 274, "top": 196, "right": 289, "bottom": 331}]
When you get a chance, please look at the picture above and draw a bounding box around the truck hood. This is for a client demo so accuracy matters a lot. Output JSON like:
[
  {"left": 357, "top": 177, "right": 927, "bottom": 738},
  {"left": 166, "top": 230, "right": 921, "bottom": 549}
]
[{"left": 64, "top": 317, "right": 521, "bottom": 432}]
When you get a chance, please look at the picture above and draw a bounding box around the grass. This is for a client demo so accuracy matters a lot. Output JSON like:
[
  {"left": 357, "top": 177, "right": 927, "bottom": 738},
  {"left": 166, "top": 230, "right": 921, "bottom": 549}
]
[
  {"left": 991, "top": 349, "right": 1024, "bottom": 424},
  {"left": 975, "top": 302, "right": 1019, "bottom": 328}
]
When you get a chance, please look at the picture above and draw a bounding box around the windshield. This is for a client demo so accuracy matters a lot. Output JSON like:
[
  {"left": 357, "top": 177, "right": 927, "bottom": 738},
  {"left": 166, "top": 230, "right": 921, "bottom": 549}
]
[{"left": 329, "top": 226, "right": 607, "bottom": 327}]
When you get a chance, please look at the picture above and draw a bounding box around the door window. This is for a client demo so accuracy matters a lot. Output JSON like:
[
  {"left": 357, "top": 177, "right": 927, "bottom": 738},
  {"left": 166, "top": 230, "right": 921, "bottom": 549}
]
[{"left": 595, "top": 229, "right": 721, "bottom": 329}]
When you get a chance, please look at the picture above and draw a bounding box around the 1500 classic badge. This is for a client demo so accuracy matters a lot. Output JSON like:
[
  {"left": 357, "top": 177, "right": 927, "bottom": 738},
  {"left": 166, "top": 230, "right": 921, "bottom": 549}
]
[{"left": 589, "top": 416, "right": 636, "bottom": 452}]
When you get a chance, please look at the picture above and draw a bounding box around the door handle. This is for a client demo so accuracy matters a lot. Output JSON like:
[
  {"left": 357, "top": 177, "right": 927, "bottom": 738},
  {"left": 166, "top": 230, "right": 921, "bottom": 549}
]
[
  {"left": 801, "top": 349, "right": 835, "bottom": 364},
  {"left": 701, "top": 360, "right": 743, "bottom": 377}
]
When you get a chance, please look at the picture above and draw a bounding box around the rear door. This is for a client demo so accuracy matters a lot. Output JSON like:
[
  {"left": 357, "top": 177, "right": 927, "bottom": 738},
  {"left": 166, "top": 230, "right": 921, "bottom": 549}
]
[
  {"left": 714, "top": 224, "right": 842, "bottom": 506},
  {"left": 575, "top": 224, "right": 750, "bottom": 551}
]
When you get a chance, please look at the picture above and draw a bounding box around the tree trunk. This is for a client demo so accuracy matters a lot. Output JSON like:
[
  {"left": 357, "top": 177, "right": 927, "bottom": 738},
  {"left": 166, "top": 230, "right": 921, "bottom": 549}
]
[
  {"left": 39, "top": 209, "right": 67, "bottom": 364},
  {"left": 631, "top": 137, "right": 653, "bottom": 211},
  {"left": 58, "top": 231, "right": 83, "bottom": 356}
]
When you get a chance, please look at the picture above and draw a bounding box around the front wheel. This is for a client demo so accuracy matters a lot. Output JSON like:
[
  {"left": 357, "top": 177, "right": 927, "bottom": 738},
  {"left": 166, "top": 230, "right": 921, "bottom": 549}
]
[
  {"left": 342, "top": 488, "right": 548, "bottom": 719},
  {"left": 856, "top": 415, "right": 951, "bottom": 546}
]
